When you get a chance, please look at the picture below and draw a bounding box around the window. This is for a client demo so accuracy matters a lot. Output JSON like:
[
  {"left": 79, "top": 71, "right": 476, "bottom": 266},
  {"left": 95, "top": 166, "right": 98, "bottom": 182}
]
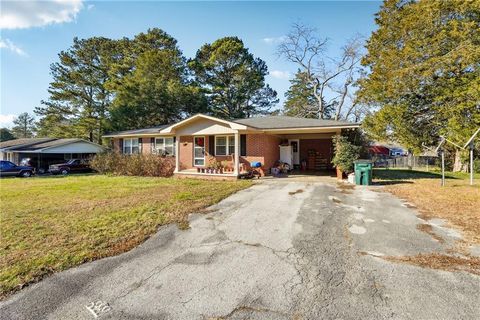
[
  {"left": 123, "top": 138, "right": 139, "bottom": 154},
  {"left": 215, "top": 135, "right": 236, "bottom": 156},
  {"left": 154, "top": 137, "right": 175, "bottom": 156},
  {"left": 228, "top": 136, "right": 235, "bottom": 155},
  {"left": 194, "top": 136, "right": 205, "bottom": 166},
  {"left": 215, "top": 136, "right": 227, "bottom": 155}
]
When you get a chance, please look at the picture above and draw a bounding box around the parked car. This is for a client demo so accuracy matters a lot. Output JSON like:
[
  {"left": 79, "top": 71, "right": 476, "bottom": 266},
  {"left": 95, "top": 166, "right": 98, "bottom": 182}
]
[
  {"left": 0, "top": 160, "right": 34, "bottom": 177},
  {"left": 49, "top": 159, "right": 92, "bottom": 175}
]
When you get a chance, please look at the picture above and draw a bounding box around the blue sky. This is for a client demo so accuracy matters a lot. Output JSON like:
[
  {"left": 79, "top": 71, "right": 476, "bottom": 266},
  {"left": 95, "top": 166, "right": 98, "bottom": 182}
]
[{"left": 0, "top": 0, "right": 381, "bottom": 127}]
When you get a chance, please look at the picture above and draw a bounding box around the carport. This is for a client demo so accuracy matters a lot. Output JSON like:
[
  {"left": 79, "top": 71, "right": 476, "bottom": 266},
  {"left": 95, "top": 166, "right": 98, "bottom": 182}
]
[
  {"left": 276, "top": 132, "right": 337, "bottom": 171},
  {"left": 0, "top": 138, "right": 105, "bottom": 172}
]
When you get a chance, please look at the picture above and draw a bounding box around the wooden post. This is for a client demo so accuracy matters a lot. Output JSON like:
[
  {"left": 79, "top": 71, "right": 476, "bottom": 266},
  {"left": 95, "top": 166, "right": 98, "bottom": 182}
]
[
  {"left": 174, "top": 135, "right": 180, "bottom": 173},
  {"left": 234, "top": 132, "right": 240, "bottom": 176}
]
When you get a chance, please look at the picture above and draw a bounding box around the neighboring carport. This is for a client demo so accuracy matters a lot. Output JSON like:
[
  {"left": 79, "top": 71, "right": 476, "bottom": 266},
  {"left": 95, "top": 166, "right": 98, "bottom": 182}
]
[{"left": 0, "top": 138, "right": 105, "bottom": 172}]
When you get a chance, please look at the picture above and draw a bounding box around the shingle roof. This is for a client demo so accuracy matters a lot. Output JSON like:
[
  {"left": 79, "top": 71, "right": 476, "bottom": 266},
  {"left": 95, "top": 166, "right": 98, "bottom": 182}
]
[
  {"left": 17, "top": 139, "right": 83, "bottom": 151},
  {"left": 232, "top": 116, "right": 358, "bottom": 129},
  {"left": 103, "top": 125, "right": 169, "bottom": 137},
  {"left": 0, "top": 138, "right": 103, "bottom": 151},
  {"left": 0, "top": 138, "right": 56, "bottom": 149}
]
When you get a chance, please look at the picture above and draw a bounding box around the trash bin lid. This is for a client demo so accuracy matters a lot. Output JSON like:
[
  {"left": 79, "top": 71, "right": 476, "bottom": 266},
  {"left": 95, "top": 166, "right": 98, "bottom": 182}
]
[{"left": 354, "top": 160, "right": 373, "bottom": 164}]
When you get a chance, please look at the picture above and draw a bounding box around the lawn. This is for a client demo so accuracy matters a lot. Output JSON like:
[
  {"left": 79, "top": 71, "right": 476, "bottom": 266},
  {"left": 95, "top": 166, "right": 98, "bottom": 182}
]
[
  {"left": 374, "top": 169, "right": 480, "bottom": 247},
  {"left": 0, "top": 174, "right": 251, "bottom": 297}
]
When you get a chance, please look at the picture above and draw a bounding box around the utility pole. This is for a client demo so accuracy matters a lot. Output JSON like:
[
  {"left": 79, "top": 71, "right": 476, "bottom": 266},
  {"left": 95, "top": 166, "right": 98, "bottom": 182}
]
[
  {"left": 464, "top": 128, "right": 479, "bottom": 186},
  {"left": 470, "top": 142, "right": 474, "bottom": 186},
  {"left": 441, "top": 149, "right": 445, "bottom": 187}
]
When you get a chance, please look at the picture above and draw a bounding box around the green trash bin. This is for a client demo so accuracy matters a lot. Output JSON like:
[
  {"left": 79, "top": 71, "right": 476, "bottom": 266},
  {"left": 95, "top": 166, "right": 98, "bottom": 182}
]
[{"left": 354, "top": 160, "right": 373, "bottom": 185}]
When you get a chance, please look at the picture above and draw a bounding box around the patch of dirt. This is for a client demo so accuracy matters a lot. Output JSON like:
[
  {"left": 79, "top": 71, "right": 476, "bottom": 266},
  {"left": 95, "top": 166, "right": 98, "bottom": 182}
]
[
  {"left": 332, "top": 197, "right": 342, "bottom": 204},
  {"left": 383, "top": 253, "right": 480, "bottom": 275},
  {"left": 416, "top": 224, "right": 445, "bottom": 243},
  {"left": 336, "top": 182, "right": 355, "bottom": 194},
  {"left": 385, "top": 179, "right": 480, "bottom": 246},
  {"left": 289, "top": 189, "right": 304, "bottom": 195}
]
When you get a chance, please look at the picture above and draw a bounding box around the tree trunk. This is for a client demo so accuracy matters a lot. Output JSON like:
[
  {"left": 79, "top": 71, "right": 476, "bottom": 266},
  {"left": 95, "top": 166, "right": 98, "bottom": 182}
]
[{"left": 452, "top": 149, "right": 467, "bottom": 172}]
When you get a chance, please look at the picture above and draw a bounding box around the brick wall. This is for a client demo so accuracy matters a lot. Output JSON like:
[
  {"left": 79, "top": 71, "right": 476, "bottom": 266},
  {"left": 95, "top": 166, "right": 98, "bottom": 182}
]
[
  {"left": 141, "top": 137, "right": 152, "bottom": 155},
  {"left": 299, "top": 138, "right": 333, "bottom": 169},
  {"left": 179, "top": 136, "right": 194, "bottom": 170},
  {"left": 113, "top": 138, "right": 121, "bottom": 153},
  {"left": 242, "top": 134, "right": 281, "bottom": 173}
]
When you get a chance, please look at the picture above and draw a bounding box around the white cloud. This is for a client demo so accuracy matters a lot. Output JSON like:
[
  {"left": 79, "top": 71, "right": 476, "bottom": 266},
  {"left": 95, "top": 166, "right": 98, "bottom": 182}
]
[
  {"left": 0, "top": 114, "right": 16, "bottom": 127},
  {"left": 87, "top": 4, "right": 95, "bottom": 10},
  {"left": 0, "top": 0, "right": 84, "bottom": 29},
  {"left": 0, "top": 38, "right": 28, "bottom": 56},
  {"left": 270, "top": 70, "right": 291, "bottom": 80},
  {"left": 262, "top": 36, "right": 286, "bottom": 44}
]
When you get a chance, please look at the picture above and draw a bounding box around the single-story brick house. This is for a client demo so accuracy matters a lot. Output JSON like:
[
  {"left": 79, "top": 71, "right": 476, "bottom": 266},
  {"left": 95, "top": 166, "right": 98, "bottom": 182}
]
[{"left": 103, "top": 114, "right": 359, "bottom": 178}]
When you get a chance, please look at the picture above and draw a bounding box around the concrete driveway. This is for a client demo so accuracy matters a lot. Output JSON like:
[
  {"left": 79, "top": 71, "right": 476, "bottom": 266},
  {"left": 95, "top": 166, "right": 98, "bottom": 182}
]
[{"left": 1, "top": 179, "right": 479, "bottom": 319}]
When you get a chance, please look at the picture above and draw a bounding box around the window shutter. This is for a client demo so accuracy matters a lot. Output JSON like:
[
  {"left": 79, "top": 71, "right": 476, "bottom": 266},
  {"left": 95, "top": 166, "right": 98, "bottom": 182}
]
[
  {"left": 119, "top": 138, "right": 123, "bottom": 154},
  {"left": 240, "top": 135, "right": 247, "bottom": 156},
  {"left": 209, "top": 136, "right": 215, "bottom": 155}
]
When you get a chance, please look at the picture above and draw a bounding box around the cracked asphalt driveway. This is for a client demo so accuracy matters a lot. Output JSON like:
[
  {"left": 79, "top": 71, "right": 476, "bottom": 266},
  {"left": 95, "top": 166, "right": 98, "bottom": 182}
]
[{"left": 1, "top": 179, "right": 479, "bottom": 319}]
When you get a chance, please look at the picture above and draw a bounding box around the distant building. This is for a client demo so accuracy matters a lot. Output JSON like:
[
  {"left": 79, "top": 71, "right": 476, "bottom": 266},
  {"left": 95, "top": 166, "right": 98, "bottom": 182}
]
[{"left": 0, "top": 138, "right": 105, "bottom": 172}]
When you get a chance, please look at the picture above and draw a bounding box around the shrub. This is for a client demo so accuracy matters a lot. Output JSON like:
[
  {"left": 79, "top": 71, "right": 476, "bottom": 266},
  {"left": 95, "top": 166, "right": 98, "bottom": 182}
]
[
  {"left": 91, "top": 152, "right": 175, "bottom": 177},
  {"left": 332, "top": 135, "right": 361, "bottom": 173}
]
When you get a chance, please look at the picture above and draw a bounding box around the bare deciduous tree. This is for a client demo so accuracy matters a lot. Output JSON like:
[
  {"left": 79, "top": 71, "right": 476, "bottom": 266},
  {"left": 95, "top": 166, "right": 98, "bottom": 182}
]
[{"left": 278, "top": 23, "right": 364, "bottom": 121}]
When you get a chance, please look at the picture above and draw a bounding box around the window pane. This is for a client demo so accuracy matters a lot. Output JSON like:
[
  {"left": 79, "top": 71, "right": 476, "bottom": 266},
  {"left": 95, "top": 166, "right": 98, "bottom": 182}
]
[
  {"left": 125, "top": 139, "right": 132, "bottom": 147},
  {"left": 228, "top": 146, "right": 235, "bottom": 155},
  {"left": 132, "top": 139, "right": 139, "bottom": 147},
  {"left": 194, "top": 159, "right": 205, "bottom": 166},
  {"left": 228, "top": 136, "right": 235, "bottom": 145},
  {"left": 194, "top": 148, "right": 204, "bottom": 158},
  {"left": 216, "top": 136, "right": 226, "bottom": 146},
  {"left": 165, "top": 137, "right": 173, "bottom": 146},
  {"left": 165, "top": 146, "right": 174, "bottom": 155},
  {"left": 132, "top": 146, "right": 139, "bottom": 154},
  {"left": 155, "top": 138, "right": 164, "bottom": 145},
  {"left": 195, "top": 137, "right": 204, "bottom": 147},
  {"left": 216, "top": 146, "right": 227, "bottom": 155}
]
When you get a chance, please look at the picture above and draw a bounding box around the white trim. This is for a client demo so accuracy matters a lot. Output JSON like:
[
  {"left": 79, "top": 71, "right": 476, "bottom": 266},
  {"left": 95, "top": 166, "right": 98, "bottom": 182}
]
[
  {"left": 160, "top": 114, "right": 249, "bottom": 134},
  {"left": 288, "top": 139, "right": 300, "bottom": 166},
  {"left": 261, "top": 125, "right": 360, "bottom": 133},
  {"left": 234, "top": 133, "right": 240, "bottom": 175},
  {"left": 214, "top": 135, "right": 235, "bottom": 156},
  {"left": 174, "top": 135, "right": 180, "bottom": 173},
  {"left": 103, "top": 132, "right": 171, "bottom": 138},
  {"left": 193, "top": 136, "right": 206, "bottom": 167}
]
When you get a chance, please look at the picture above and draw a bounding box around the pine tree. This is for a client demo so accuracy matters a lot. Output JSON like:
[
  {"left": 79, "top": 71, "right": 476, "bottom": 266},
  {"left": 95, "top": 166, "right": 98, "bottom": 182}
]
[
  {"left": 11, "top": 112, "right": 36, "bottom": 138},
  {"left": 359, "top": 0, "right": 480, "bottom": 157}
]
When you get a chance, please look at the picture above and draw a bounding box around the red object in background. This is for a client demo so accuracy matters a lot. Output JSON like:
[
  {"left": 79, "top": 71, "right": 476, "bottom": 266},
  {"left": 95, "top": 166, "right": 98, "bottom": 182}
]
[
  {"left": 195, "top": 137, "right": 204, "bottom": 147},
  {"left": 369, "top": 146, "right": 390, "bottom": 156}
]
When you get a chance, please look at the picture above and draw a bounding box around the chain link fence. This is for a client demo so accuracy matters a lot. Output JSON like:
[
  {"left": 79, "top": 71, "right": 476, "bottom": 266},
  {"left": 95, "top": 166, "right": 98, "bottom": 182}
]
[{"left": 373, "top": 155, "right": 440, "bottom": 171}]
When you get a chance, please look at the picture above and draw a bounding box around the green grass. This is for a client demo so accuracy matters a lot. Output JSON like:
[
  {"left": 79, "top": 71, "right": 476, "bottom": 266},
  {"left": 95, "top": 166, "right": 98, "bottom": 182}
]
[
  {"left": 0, "top": 174, "right": 251, "bottom": 297},
  {"left": 373, "top": 168, "right": 480, "bottom": 181}
]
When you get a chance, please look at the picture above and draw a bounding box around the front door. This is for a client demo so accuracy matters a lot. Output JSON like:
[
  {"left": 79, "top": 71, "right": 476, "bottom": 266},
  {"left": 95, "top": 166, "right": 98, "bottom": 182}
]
[{"left": 289, "top": 139, "right": 300, "bottom": 167}]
